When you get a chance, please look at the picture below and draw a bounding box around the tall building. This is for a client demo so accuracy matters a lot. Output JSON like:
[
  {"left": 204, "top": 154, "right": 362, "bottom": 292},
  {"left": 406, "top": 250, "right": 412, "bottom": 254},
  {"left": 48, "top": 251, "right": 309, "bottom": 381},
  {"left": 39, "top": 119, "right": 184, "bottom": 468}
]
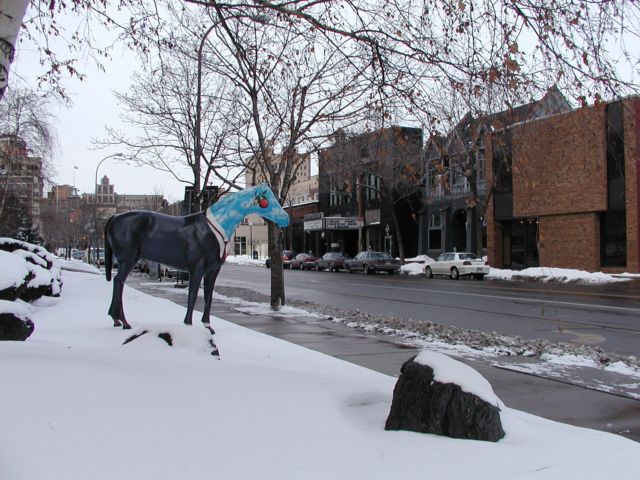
[{"left": 0, "top": 134, "right": 44, "bottom": 228}]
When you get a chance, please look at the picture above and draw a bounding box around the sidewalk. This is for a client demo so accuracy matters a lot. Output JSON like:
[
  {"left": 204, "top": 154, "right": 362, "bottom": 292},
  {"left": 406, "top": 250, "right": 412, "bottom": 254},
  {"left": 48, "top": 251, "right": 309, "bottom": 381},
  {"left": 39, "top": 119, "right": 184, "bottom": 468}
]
[{"left": 128, "top": 277, "right": 640, "bottom": 442}]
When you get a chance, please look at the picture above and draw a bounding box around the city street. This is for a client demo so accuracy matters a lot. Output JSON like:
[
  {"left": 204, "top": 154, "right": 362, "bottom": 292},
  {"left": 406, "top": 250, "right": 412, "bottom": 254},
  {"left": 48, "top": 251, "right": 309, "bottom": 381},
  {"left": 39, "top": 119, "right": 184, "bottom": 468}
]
[{"left": 216, "top": 263, "right": 640, "bottom": 358}]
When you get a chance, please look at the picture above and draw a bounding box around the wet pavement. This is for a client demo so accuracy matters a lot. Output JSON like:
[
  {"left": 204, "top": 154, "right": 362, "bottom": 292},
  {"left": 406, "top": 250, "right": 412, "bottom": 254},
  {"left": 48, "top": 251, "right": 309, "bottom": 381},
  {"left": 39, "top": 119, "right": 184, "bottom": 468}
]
[{"left": 127, "top": 276, "right": 640, "bottom": 442}]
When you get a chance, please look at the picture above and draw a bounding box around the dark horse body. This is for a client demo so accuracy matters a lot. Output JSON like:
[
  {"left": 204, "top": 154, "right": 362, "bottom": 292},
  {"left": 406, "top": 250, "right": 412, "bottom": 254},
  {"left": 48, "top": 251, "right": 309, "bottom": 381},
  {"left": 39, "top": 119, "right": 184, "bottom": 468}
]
[{"left": 104, "top": 183, "right": 289, "bottom": 330}]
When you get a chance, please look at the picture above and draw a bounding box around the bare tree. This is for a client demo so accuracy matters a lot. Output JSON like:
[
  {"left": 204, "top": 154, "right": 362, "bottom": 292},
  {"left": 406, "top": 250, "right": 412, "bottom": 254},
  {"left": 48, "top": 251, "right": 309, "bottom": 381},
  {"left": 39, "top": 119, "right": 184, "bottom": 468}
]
[
  {"left": 100, "top": 12, "right": 242, "bottom": 211},
  {"left": 0, "top": 85, "right": 57, "bottom": 217},
  {"left": 0, "top": 85, "right": 57, "bottom": 159},
  {"left": 6, "top": 1, "right": 637, "bottom": 107},
  {"left": 206, "top": 11, "right": 373, "bottom": 308},
  {"left": 322, "top": 126, "right": 424, "bottom": 263}
]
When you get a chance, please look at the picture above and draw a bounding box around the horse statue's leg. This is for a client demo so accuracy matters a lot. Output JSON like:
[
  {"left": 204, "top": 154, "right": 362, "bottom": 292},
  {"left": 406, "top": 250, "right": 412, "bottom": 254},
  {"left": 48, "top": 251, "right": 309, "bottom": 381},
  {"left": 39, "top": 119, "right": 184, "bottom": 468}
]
[
  {"left": 184, "top": 263, "right": 205, "bottom": 326},
  {"left": 108, "top": 258, "right": 136, "bottom": 329},
  {"left": 201, "top": 267, "right": 221, "bottom": 334}
]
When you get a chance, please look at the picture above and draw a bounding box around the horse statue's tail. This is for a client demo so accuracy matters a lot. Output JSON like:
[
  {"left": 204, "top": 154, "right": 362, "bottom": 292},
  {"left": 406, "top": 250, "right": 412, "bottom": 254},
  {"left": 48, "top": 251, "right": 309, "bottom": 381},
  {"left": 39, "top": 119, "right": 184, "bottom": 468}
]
[{"left": 104, "top": 216, "right": 114, "bottom": 282}]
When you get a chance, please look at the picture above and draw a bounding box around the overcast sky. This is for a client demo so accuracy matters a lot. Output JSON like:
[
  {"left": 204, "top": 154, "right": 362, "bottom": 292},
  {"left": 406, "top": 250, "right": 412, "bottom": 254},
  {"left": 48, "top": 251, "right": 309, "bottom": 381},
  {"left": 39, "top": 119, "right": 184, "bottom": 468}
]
[{"left": 11, "top": 19, "right": 189, "bottom": 203}]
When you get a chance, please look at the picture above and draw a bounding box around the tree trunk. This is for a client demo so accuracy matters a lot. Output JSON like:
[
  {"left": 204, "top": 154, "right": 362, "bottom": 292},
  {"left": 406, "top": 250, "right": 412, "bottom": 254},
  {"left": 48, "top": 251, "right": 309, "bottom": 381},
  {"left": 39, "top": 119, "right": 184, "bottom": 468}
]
[
  {"left": 268, "top": 222, "right": 286, "bottom": 309},
  {"left": 0, "top": 0, "right": 29, "bottom": 100},
  {"left": 468, "top": 169, "right": 483, "bottom": 258},
  {"left": 390, "top": 201, "right": 405, "bottom": 263}
]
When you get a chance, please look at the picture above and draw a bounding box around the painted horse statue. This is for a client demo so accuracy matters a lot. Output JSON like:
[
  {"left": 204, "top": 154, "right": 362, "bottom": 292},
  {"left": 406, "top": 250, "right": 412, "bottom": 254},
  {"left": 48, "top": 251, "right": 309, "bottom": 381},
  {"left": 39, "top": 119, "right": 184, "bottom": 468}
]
[{"left": 104, "top": 183, "right": 289, "bottom": 331}]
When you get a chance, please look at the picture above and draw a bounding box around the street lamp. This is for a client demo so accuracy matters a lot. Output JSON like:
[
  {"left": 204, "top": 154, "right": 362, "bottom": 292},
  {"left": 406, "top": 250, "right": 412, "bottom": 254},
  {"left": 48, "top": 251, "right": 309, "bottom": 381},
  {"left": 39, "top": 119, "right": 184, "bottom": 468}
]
[{"left": 93, "top": 152, "right": 124, "bottom": 263}]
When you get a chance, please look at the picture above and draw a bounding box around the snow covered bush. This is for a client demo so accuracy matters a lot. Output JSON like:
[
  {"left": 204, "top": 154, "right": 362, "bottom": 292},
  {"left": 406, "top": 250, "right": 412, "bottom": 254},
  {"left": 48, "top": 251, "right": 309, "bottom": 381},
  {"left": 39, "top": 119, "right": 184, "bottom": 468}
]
[
  {"left": 0, "top": 250, "right": 33, "bottom": 301},
  {"left": 0, "top": 300, "right": 34, "bottom": 341},
  {"left": 0, "top": 237, "right": 62, "bottom": 300},
  {"left": 0, "top": 238, "right": 64, "bottom": 340}
]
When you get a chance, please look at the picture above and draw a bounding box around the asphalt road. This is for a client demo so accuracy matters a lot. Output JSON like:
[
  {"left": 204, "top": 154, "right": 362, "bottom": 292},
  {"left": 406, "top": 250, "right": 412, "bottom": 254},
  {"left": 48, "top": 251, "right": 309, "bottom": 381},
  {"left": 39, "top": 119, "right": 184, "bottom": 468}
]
[{"left": 216, "top": 263, "right": 640, "bottom": 358}]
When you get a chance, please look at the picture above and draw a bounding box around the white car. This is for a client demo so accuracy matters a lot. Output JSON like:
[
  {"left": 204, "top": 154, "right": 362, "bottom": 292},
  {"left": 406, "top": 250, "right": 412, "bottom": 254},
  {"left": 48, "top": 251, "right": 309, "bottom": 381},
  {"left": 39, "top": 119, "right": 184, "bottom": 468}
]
[{"left": 424, "top": 252, "right": 489, "bottom": 280}]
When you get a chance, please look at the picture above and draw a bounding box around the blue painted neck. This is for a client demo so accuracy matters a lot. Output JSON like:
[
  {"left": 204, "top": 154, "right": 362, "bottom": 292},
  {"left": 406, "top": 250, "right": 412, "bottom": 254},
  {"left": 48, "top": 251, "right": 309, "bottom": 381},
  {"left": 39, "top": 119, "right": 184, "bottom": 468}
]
[{"left": 208, "top": 188, "right": 255, "bottom": 239}]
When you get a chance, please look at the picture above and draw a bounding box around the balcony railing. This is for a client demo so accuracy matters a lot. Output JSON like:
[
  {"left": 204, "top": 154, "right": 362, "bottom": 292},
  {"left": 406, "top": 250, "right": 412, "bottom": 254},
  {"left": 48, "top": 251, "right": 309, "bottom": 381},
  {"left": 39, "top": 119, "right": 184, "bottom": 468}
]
[{"left": 426, "top": 179, "right": 487, "bottom": 200}]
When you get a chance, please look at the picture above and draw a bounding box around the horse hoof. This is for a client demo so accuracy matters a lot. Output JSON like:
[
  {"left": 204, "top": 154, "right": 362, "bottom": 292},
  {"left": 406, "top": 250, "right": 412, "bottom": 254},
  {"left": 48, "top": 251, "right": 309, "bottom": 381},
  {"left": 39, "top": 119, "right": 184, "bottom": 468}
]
[{"left": 122, "top": 324, "right": 132, "bottom": 330}]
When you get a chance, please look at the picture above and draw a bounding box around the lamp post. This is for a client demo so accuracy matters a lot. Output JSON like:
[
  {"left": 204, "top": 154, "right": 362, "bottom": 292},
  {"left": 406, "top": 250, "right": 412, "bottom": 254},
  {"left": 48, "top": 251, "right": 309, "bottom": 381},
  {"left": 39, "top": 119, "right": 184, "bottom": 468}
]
[{"left": 93, "top": 153, "right": 123, "bottom": 264}]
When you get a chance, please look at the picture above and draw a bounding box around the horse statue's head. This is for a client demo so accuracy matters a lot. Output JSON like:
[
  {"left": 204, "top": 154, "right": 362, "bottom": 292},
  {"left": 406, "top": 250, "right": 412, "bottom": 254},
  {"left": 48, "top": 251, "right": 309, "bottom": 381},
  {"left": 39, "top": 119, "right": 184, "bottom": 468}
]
[
  {"left": 247, "top": 183, "right": 290, "bottom": 228},
  {"left": 209, "top": 183, "right": 290, "bottom": 237}
]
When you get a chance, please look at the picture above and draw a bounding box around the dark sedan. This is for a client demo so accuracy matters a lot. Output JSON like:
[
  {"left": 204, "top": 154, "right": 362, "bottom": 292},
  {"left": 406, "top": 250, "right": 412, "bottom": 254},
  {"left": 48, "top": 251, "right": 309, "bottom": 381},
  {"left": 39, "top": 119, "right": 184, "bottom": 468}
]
[
  {"left": 314, "top": 252, "right": 351, "bottom": 272},
  {"left": 266, "top": 250, "right": 297, "bottom": 269},
  {"left": 290, "top": 253, "right": 320, "bottom": 270},
  {"left": 344, "top": 251, "right": 401, "bottom": 275}
]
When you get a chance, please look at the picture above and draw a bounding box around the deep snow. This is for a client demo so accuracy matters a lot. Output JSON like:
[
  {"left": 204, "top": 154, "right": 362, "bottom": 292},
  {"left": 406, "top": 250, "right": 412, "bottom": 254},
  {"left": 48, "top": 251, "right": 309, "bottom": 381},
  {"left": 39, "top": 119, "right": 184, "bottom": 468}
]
[{"left": 1, "top": 267, "right": 639, "bottom": 479}]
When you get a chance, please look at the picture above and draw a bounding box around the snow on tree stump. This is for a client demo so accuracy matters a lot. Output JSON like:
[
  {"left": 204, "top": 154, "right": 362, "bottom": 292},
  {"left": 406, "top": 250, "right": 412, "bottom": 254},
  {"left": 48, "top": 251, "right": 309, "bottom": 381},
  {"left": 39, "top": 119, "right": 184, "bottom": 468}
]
[
  {"left": 385, "top": 351, "right": 505, "bottom": 442},
  {"left": 0, "top": 300, "right": 34, "bottom": 341}
]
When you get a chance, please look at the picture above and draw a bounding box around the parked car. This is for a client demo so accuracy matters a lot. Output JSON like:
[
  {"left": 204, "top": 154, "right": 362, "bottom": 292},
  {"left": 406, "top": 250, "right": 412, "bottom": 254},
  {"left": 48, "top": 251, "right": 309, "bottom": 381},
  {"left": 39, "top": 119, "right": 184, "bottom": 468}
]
[
  {"left": 290, "top": 253, "right": 321, "bottom": 270},
  {"left": 165, "top": 266, "right": 189, "bottom": 281},
  {"left": 314, "top": 252, "right": 351, "bottom": 272},
  {"left": 71, "top": 249, "right": 86, "bottom": 261},
  {"left": 424, "top": 252, "right": 489, "bottom": 280},
  {"left": 344, "top": 251, "right": 401, "bottom": 275},
  {"left": 134, "top": 259, "right": 150, "bottom": 273},
  {"left": 265, "top": 250, "right": 297, "bottom": 268}
]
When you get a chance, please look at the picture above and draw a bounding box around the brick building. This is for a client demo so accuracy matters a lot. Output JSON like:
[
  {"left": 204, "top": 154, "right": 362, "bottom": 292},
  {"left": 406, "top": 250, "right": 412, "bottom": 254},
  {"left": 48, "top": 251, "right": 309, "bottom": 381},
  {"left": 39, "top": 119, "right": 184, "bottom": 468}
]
[
  {"left": 486, "top": 96, "right": 640, "bottom": 273},
  {"left": 0, "top": 135, "right": 43, "bottom": 228}
]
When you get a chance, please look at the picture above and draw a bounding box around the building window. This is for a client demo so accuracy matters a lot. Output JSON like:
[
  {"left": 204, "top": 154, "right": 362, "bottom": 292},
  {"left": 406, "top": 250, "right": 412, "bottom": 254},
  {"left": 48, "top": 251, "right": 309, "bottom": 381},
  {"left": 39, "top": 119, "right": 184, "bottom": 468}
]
[
  {"left": 600, "top": 211, "right": 626, "bottom": 267},
  {"left": 234, "top": 236, "right": 247, "bottom": 256},
  {"left": 330, "top": 182, "right": 341, "bottom": 207},
  {"left": 365, "top": 174, "right": 379, "bottom": 201},
  {"left": 428, "top": 213, "right": 442, "bottom": 250},
  {"left": 476, "top": 152, "right": 485, "bottom": 181}
]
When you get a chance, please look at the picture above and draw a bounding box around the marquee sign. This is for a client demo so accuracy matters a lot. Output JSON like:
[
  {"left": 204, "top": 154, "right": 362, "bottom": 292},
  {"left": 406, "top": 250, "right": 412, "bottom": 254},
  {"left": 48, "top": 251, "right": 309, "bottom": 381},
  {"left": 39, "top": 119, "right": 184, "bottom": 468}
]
[{"left": 324, "top": 216, "right": 363, "bottom": 230}]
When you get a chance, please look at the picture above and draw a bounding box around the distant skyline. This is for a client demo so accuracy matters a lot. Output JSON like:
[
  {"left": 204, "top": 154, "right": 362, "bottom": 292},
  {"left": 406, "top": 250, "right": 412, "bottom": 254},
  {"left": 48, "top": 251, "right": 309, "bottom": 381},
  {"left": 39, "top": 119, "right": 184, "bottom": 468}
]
[{"left": 11, "top": 19, "right": 190, "bottom": 202}]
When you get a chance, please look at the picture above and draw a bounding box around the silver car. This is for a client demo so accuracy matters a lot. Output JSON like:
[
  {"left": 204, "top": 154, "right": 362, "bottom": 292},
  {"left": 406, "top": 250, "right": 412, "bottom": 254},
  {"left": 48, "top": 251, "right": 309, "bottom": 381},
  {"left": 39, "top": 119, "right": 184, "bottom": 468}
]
[{"left": 424, "top": 252, "right": 489, "bottom": 280}]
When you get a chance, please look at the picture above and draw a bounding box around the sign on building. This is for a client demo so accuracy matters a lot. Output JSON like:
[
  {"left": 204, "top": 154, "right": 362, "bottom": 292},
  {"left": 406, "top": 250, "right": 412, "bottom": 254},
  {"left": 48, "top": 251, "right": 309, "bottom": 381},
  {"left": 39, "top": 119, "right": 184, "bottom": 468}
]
[
  {"left": 303, "top": 212, "right": 324, "bottom": 231},
  {"left": 324, "top": 216, "right": 363, "bottom": 230}
]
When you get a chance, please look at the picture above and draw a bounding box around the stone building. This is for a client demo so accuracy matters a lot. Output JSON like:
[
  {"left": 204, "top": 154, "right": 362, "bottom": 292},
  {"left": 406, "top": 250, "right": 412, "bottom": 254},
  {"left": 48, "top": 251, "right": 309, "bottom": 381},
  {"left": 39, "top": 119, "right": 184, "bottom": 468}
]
[{"left": 486, "top": 96, "right": 640, "bottom": 273}]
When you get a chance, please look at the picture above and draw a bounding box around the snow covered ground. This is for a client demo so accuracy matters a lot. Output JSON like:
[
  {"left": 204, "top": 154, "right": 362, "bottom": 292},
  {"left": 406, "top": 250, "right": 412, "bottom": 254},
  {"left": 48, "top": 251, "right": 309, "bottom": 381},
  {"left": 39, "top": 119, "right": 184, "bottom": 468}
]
[{"left": 1, "top": 267, "right": 639, "bottom": 479}]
